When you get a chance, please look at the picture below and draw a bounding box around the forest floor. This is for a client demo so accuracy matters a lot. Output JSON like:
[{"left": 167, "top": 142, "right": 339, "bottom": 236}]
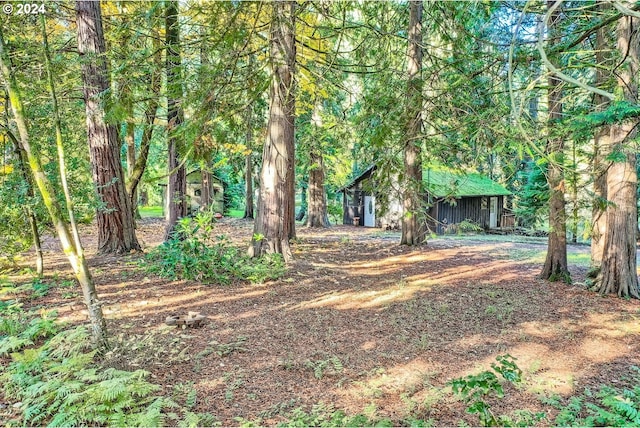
[{"left": 4, "top": 217, "right": 640, "bottom": 426}]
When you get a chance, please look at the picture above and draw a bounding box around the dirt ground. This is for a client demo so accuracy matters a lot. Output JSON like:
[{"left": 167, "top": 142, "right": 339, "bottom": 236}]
[{"left": 4, "top": 217, "right": 640, "bottom": 425}]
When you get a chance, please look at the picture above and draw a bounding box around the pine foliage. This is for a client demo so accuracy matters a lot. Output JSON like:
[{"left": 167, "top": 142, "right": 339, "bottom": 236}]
[{"left": 513, "top": 160, "right": 549, "bottom": 230}]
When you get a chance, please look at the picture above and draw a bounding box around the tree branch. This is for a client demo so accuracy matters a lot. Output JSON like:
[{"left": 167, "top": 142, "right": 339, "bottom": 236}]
[{"left": 538, "top": 0, "right": 615, "bottom": 100}]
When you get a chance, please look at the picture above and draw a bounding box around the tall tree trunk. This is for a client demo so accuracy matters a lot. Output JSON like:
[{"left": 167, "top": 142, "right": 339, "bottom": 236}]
[
  {"left": 244, "top": 152, "right": 254, "bottom": 219},
  {"left": 570, "top": 140, "right": 578, "bottom": 244},
  {"left": 243, "top": 105, "right": 254, "bottom": 219},
  {"left": 0, "top": 25, "right": 108, "bottom": 349},
  {"left": 124, "top": 119, "right": 140, "bottom": 220},
  {"left": 307, "top": 147, "right": 329, "bottom": 227},
  {"left": 115, "top": 12, "right": 137, "bottom": 221},
  {"left": 305, "top": 105, "right": 329, "bottom": 227},
  {"left": 297, "top": 182, "right": 307, "bottom": 222},
  {"left": 590, "top": 16, "right": 610, "bottom": 272},
  {"left": 401, "top": 0, "right": 425, "bottom": 245},
  {"left": 201, "top": 168, "right": 212, "bottom": 210},
  {"left": 593, "top": 13, "right": 640, "bottom": 298},
  {"left": 164, "top": 0, "right": 187, "bottom": 240},
  {"left": 249, "top": 1, "right": 296, "bottom": 261},
  {"left": 12, "top": 137, "right": 43, "bottom": 276},
  {"left": 540, "top": 1, "right": 570, "bottom": 283},
  {"left": 198, "top": 32, "right": 212, "bottom": 214},
  {"left": 76, "top": 0, "right": 140, "bottom": 255}
]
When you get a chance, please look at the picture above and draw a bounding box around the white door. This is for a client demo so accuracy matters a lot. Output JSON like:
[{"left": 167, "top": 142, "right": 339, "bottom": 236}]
[
  {"left": 489, "top": 197, "right": 498, "bottom": 228},
  {"left": 364, "top": 196, "right": 376, "bottom": 227}
]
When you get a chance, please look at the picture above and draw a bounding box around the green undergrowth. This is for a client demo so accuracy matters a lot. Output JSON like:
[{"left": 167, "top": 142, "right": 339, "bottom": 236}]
[
  {"left": 139, "top": 205, "right": 163, "bottom": 218},
  {"left": 449, "top": 354, "right": 546, "bottom": 426},
  {"left": 552, "top": 366, "right": 640, "bottom": 426},
  {"left": 143, "top": 212, "right": 285, "bottom": 285},
  {"left": 276, "top": 403, "right": 395, "bottom": 427},
  {"left": 3, "top": 307, "right": 640, "bottom": 427},
  {"left": 234, "top": 402, "right": 399, "bottom": 427},
  {"left": 0, "top": 309, "right": 216, "bottom": 427}
]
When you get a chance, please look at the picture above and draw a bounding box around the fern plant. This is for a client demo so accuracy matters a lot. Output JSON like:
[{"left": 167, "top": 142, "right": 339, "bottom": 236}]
[
  {"left": 0, "top": 310, "right": 59, "bottom": 355},
  {"left": 305, "top": 356, "right": 344, "bottom": 380},
  {"left": 555, "top": 368, "right": 640, "bottom": 427},
  {"left": 1, "top": 311, "right": 222, "bottom": 427},
  {"left": 1, "top": 320, "right": 173, "bottom": 427}
]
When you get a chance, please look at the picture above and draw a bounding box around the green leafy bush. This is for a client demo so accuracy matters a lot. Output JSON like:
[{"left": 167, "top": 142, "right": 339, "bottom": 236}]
[
  {"left": 457, "top": 219, "right": 484, "bottom": 234},
  {"left": 448, "top": 355, "right": 544, "bottom": 427},
  {"left": 0, "top": 174, "right": 42, "bottom": 269},
  {"left": 144, "top": 212, "right": 285, "bottom": 285}
]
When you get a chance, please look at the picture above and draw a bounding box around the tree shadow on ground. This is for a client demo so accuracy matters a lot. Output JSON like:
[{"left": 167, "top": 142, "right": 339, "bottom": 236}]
[{"left": 10, "top": 219, "right": 640, "bottom": 426}]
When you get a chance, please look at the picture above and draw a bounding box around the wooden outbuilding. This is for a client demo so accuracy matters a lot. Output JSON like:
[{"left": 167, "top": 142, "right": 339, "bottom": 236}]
[
  {"left": 159, "top": 169, "right": 224, "bottom": 218},
  {"left": 340, "top": 165, "right": 512, "bottom": 234}
]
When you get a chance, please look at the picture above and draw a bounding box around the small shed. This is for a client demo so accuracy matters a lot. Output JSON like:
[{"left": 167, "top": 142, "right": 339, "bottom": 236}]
[
  {"left": 340, "top": 165, "right": 511, "bottom": 233},
  {"left": 159, "top": 169, "right": 224, "bottom": 217}
]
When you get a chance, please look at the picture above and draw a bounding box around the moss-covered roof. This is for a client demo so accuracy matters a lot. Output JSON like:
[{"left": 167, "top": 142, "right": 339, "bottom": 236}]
[{"left": 424, "top": 168, "right": 511, "bottom": 198}]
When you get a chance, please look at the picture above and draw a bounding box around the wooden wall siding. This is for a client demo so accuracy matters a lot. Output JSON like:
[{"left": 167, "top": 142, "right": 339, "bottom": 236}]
[
  {"left": 430, "top": 196, "right": 503, "bottom": 234},
  {"left": 343, "top": 189, "right": 365, "bottom": 226}
]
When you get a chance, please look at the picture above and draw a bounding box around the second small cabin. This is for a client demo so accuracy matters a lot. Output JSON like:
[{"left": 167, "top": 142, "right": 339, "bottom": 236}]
[
  {"left": 159, "top": 169, "right": 224, "bottom": 218},
  {"left": 340, "top": 165, "right": 512, "bottom": 233}
]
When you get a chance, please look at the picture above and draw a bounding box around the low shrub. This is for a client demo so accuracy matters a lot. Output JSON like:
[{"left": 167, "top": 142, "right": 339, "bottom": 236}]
[
  {"left": 144, "top": 212, "right": 285, "bottom": 285},
  {"left": 449, "top": 354, "right": 545, "bottom": 427}
]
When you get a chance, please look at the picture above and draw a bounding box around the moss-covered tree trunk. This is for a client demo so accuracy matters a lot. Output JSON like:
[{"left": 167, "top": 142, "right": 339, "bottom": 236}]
[
  {"left": 76, "top": 0, "right": 140, "bottom": 255},
  {"left": 12, "top": 138, "right": 43, "bottom": 276},
  {"left": 249, "top": 1, "right": 296, "bottom": 261},
  {"left": 0, "top": 25, "right": 108, "bottom": 349},
  {"left": 401, "top": 0, "right": 425, "bottom": 246},
  {"left": 593, "top": 13, "right": 640, "bottom": 298},
  {"left": 540, "top": 0, "right": 570, "bottom": 283}
]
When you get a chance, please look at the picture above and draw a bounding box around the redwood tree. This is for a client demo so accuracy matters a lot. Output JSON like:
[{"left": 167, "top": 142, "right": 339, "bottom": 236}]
[
  {"left": 306, "top": 106, "right": 329, "bottom": 227},
  {"left": 306, "top": 146, "right": 329, "bottom": 227},
  {"left": 249, "top": 1, "right": 296, "bottom": 260},
  {"left": 540, "top": 0, "right": 569, "bottom": 282},
  {"left": 400, "top": 0, "right": 425, "bottom": 245},
  {"left": 76, "top": 0, "right": 140, "bottom": 254},
  {"left": 592, "top": 12, "right": 640, "bottom": 298}
]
